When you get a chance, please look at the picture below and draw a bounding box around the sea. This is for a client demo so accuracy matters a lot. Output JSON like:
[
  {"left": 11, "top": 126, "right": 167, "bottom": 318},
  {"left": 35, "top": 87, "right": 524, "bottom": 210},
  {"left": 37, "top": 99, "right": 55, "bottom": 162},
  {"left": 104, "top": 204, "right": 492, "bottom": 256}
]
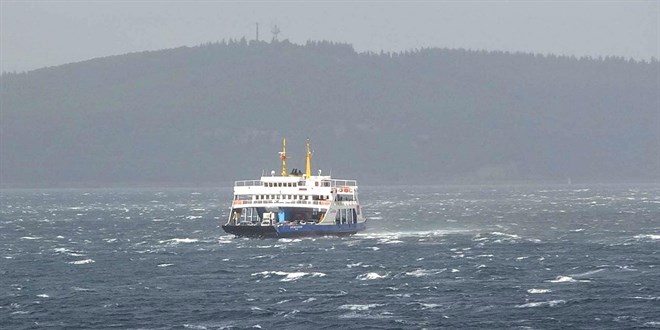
[{"left": 1, "top": 184, "right": 658, "bottom": 329}]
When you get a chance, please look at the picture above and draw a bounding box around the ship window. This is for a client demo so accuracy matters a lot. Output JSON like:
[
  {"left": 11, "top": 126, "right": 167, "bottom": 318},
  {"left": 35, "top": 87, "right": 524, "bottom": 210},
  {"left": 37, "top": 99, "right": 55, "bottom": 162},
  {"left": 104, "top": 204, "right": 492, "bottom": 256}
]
[
  {"left": 293, "top": 183, "right": 297, "bottom": 187},
  {"left": 315, "top": 182, "right": 319, "bottom": 187}
]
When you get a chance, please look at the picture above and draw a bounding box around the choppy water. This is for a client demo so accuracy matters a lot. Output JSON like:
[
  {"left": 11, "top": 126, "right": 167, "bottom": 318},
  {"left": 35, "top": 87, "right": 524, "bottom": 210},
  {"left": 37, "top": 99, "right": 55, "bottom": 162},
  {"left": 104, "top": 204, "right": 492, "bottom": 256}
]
[{"left": 1, "top": 185, "right": 659, "bottom": 329}]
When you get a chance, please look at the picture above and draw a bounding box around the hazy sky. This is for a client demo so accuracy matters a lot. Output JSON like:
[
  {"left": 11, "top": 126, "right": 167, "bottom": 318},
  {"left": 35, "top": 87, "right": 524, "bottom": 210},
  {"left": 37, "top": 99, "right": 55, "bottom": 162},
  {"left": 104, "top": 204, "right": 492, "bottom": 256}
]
[{"left": 1, "top": 1, "right": 658, "bottom": 72}]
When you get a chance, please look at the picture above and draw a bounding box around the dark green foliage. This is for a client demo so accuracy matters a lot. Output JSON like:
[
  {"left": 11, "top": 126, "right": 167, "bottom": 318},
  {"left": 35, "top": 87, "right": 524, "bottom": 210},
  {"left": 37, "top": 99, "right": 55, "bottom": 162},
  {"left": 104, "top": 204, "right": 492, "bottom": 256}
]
[{"left": 1, "top": 40, "right": 658, "bottom": 187}]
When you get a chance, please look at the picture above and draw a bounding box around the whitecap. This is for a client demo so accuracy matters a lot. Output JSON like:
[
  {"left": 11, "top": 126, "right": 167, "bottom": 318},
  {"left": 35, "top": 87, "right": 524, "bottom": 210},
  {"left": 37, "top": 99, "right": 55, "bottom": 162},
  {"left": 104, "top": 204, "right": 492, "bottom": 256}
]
[
  {"left": 634, "top": 234, "right": 660, "bottom": 240},
  {"left": 68, "top": 259, "right": 95, "bottom": 265},
  {"left": 570, "top": 269, "right": 605, "bottom": 278},
  {"left": 53, "top": 247, "right": 72, "bottom": 254},
  {"left": 339, "top": 303, "right": 383, "bottom": 311},
  {"left": 36, "top": 294, "right": 50, "bottom": 298},
  {"left": 302, "top": 297, "right": 317, "bottom": 303},
  {"left": 11, "top": 311, "right": 29, "bottom": 315},
  {"left": 278, "top": 238, "right": 302, "bottom": 243},
  {"left": 251, "top": 271, "right": 325, "bottom": 281},
  {"left": 157, "top": 263, "right": 174, "bottom": 267},
  {"left": 527, "top": 288, "right": 552, "bottom": 294},
  {"left": 282, "top": 272, "right": 326, "bottom": 282},
  {"left": 491, "top": 232, "right": 520, "bottom": 239},
  {"left": 357, "top": 229, "right": 469, "bottom": 239},
  {"left": 547, "top": 275, "right": 590, "bottom": 283},
  {"left": 72, "top": 286, "right": 93, "bottom": 291},
  {"left": 281, "top": 272, "right": 308, "bottom": 282},
  {"left": 419, "top": 303, "right": 441, "bottom": 309},
  {"left": 356, "top": 272, "right": 388, "bottom": 280},
  {"left": 516, "top": 300, "right": 566, "bottom": 308},
  {"left": 548, "top": 276, "right": 576, "bottom": 283},
  {"left": 404, "top": 269, "right": 437, "bottom": 277},
  {"left": 20, "top": 236, "right": 42, "bottom": 240},
  {"left": 159, "top": 238, "right": 199, "bottom": 244},
  {"left": 378, "top": 238, "right": 403, "bottom": 244}
]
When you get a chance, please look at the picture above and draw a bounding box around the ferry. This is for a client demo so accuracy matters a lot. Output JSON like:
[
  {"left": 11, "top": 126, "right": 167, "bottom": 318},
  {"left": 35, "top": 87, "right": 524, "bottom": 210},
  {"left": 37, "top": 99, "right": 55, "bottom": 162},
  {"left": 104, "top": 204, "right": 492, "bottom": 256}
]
[{"left": 222, "top": 138, "right": 367, "bottom": 238}]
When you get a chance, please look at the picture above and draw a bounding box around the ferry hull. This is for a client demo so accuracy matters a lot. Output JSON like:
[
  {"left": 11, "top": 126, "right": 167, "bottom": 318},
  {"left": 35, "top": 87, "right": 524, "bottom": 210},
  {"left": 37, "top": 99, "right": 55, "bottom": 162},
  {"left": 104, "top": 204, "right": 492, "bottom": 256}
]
[
  {"left": 222, "top": 225, "right": 278, "bottom": 238},
  {"left": 222, "top": 223, "right": 366, "bottom": 238}
]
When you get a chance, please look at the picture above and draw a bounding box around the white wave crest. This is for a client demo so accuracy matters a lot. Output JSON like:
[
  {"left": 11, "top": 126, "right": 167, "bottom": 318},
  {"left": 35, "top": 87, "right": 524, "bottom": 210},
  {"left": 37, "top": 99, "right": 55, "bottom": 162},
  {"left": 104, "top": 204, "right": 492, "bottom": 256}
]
[
  {"left": 527, "top": 288, "right": 552, "bottom": 294},
  {"left": 251, "top": 271, "right": 326, "bottom": 282},
  {"left": 157, "top": 263, "right": 174, "bottom": 267},
  {"left": 36, "top": 294, "right": 50, "bottom": 298},
  {"left": 357, "top": 229, "right": 470, "bottom": 239},
  {"left": 159, "top": 238, "right": 199, "bottom": 244},
  {"left": 491, "top": 231, "right": 520, "bottom": 238},
  {"left": 278, "top": 238, "right": 302, "bottom": 243},
  {"left": 516, "top": 300, "right": 566, "bottom": 308},
  {"left": 404, "top": 269, "right": 439, "bottom": 277},
  {"left": 339, "top": 303, "right": 383, "bottom": 311},
  {"left": 634, "top": 234, "right": 660, "bottom": 240},
  {"left": 68, "top": 259, "right": 95, "bottom": 265},
  {"left": 357, "top": 272, "right": 388, "bottom": 280},
  {"left": 547, "top": 275, "right": 590, "bottom": 283}
]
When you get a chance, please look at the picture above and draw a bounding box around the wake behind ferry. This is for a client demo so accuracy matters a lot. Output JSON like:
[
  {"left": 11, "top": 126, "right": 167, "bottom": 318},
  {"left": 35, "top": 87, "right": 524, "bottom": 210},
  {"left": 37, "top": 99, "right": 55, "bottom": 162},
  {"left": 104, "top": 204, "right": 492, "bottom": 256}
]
[{"left": 222, "top": 138, "right": 367, "bottom": 238}]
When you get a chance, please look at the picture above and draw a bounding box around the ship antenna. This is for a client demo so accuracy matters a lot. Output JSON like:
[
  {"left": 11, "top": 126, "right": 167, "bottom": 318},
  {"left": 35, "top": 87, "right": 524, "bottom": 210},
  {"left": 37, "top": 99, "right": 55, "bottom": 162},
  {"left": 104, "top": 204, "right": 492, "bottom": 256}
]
[
  {"left": 305, "top": 137, "right": 312, "bottom": 178},
  {"left": 279, "top": 138, "right": 287, "bottom": 176}
]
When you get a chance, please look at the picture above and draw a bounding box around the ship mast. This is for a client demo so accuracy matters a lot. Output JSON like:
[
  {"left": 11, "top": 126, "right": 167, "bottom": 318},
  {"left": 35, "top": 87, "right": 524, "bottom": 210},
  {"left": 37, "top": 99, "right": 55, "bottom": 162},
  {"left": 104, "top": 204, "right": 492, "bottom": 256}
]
[
  {"left": 305, "top": 138, "right": 312, "bottom": 178},
  {"left": 279, "top": 138, "right": 287, "bottom": 176}
]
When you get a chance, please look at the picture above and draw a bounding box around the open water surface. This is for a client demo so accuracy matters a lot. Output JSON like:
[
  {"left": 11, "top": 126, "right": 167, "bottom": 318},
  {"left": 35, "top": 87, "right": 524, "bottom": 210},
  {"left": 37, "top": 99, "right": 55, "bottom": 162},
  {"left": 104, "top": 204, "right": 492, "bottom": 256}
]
[{"left": 1, "top": 184, "right": 659, "bottom": 329}]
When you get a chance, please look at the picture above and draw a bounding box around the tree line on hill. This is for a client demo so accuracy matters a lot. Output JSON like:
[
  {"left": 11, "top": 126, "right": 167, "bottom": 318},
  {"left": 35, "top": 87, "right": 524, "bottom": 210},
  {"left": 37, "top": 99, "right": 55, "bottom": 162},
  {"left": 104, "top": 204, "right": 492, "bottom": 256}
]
[{"left": 1, "top": 39, "right": 658, "bottom": 187}]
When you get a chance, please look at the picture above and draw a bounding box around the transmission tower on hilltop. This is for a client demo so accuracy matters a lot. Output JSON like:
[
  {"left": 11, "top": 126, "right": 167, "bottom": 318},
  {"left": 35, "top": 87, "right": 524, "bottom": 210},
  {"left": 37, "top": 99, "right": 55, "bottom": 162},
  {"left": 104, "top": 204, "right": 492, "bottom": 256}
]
[{"left": 271, "top": 25, "right": 280, "bottom": 41}]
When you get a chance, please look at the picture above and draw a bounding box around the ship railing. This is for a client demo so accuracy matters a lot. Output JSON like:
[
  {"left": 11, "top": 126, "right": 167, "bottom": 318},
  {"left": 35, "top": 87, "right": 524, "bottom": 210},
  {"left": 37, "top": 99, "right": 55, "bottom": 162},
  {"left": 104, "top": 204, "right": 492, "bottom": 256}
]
[{"left": 233, "top": 200, "right": 332, "bottom": 207}]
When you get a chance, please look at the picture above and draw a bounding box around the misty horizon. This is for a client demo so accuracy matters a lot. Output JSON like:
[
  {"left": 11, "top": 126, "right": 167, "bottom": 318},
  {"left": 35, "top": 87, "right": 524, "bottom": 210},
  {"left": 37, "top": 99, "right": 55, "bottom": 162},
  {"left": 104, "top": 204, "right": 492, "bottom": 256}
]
[{"left": 2, "top": 2, "right": 658, "bottom": 72}]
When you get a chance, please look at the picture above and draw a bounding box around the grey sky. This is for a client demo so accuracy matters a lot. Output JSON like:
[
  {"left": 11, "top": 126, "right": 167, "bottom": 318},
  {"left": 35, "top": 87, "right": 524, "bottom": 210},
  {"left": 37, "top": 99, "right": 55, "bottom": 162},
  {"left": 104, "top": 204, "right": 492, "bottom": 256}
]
[{"left": 1, "top": 1, "right": 658, "bottom": 73}]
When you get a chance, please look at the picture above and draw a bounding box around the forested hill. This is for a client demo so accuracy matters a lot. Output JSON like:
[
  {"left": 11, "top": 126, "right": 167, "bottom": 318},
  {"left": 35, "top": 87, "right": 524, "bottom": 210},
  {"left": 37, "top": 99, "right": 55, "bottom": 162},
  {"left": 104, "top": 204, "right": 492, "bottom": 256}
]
[{"left": 1, "top": 39, "right": 658, "bottom": 187}]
